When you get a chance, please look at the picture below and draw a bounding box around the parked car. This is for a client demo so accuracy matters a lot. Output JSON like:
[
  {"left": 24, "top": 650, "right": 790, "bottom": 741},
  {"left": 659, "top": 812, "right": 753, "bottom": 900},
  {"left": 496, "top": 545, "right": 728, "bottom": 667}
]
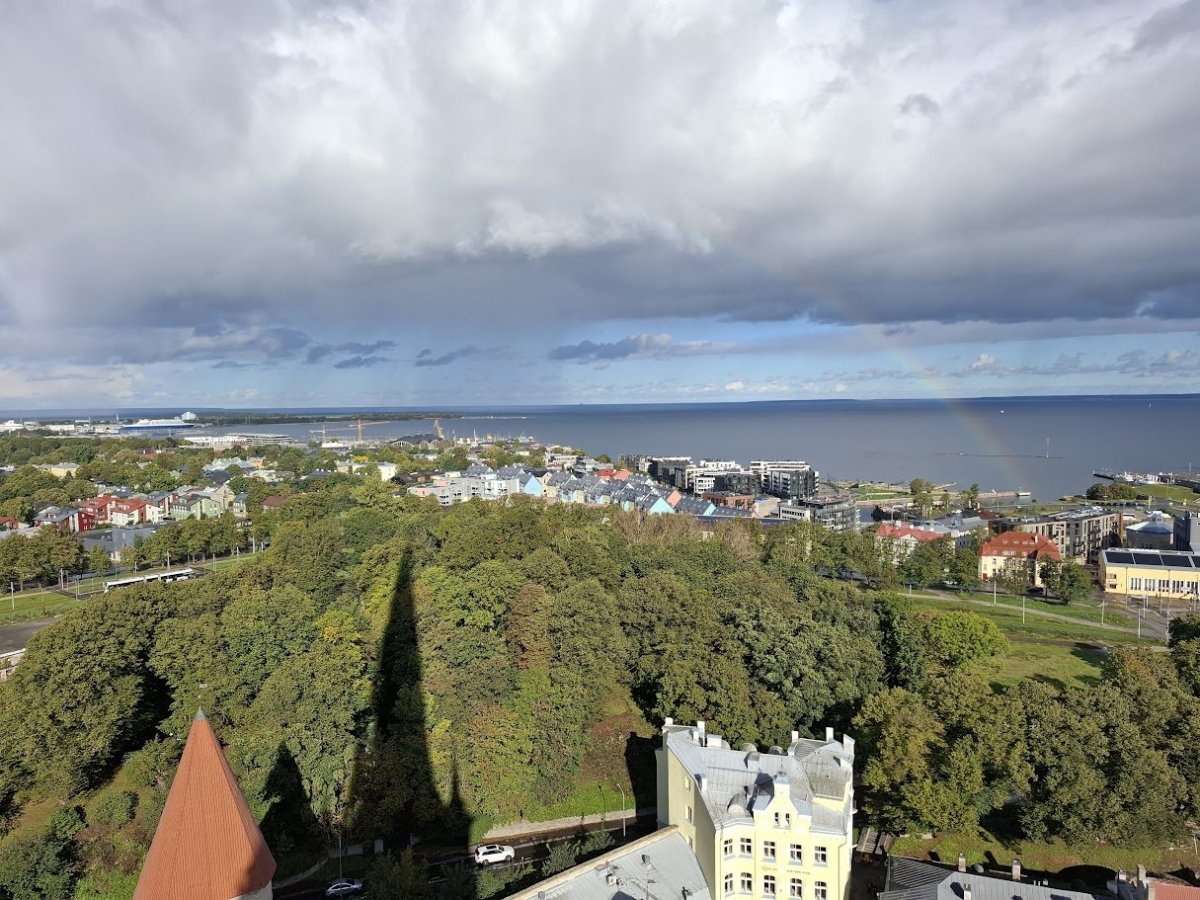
[
  {"left": 325, "top": 879, "right": 364, "bottom": 897},
  {"left": 474, "top": 844, "right": 516, "bottom": 865}
]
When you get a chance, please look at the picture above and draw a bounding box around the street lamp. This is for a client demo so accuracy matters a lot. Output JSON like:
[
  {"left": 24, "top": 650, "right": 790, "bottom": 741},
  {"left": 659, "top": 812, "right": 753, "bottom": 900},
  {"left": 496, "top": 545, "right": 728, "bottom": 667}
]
[{"left": 616, "top": 783, "right": 627, "bottom": 838}]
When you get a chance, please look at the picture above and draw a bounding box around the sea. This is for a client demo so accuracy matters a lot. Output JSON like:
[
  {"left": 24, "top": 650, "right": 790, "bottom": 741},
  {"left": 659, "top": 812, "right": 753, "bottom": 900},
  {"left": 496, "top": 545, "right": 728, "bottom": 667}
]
[
  {"left": 9, "top": 395, "right": 1200, "bottom": 501},
  {"left": 199, "top": 395, "right": 1200, "bottom": 501}
]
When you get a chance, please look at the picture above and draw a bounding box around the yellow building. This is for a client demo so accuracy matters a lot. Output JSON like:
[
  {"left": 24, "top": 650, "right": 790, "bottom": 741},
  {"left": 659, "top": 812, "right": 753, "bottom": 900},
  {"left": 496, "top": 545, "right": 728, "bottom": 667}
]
[
  {"left": 1099, "top": 548, "right": 1200, "bottom": 600},
  {"left": 656, "top": 719, "right": 855, "bottom": 900}
]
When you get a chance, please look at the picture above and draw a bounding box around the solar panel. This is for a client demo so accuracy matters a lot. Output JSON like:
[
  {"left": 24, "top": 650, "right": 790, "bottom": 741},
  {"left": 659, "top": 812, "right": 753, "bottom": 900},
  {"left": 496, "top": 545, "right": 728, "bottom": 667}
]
[
  {"left": 1106, "top": 551, "right": 1135, "bottom": 564},
  {"left": 1132, "top": 552, "right": 1162, "bottom": 566},
  {"left": 1162, "top": 554, "right": 1195, "bottom": 567}
]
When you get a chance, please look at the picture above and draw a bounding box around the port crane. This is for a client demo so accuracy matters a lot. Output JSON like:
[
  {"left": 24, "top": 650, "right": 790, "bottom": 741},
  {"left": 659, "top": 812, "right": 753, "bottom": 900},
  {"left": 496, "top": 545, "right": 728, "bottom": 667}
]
[{"left": 309, "top": 419, "right": 389, "bottom": 444}]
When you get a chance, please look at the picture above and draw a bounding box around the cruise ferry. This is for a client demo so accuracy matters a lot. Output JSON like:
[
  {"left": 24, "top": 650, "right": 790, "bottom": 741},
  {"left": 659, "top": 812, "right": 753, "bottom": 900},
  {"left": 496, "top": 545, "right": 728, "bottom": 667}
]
[{"left": 121, "top": 415, "right": 199, "bottom": 432}]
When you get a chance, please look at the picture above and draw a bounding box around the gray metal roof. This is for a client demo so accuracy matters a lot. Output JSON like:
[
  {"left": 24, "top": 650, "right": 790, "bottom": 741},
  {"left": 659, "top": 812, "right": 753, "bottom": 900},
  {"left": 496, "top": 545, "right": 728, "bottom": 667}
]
[
  {"left": 507, "top": 828, "right": 710, "bottom": 900},
  {"left": 663, "top": 724, "right": 853, "bottom": 831},
  {"left": 885, "top": 858, "right": 1115, "bottom": 900}
]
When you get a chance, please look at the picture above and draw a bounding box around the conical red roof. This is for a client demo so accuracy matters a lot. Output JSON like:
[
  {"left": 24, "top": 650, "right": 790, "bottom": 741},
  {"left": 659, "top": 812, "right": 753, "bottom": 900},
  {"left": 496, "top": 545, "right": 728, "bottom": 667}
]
[{"left": 134, "top": 710, "right": 276, "bottom": 900}]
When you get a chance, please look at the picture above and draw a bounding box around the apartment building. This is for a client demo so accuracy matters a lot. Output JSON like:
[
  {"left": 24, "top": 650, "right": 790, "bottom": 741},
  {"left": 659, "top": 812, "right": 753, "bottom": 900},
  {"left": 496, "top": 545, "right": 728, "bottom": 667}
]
[
  {"left": 750, "top": 462, "right": 817, "bottom": 501},
  {"left": 979, "top": 532, "right": 1061, "bottom": 587},
  {"left": 657, "top": 719, "right": 854, "bottom": 900},
  {"left": 989, "top": 507, "right": 1121, "bottom": 563}
]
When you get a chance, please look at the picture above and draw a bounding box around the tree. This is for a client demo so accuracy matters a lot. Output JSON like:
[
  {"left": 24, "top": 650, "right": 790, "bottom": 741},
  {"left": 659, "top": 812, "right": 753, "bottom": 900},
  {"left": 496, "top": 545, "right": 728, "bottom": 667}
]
[
  {"left": 908, "top": 479, "right": 935, "bottom": 517},
  {"left": 961, "top": 483, "right": 981, "bottom": 510},
  {"left": 1041, "top": 559, "right": 1090, "bottom": 604},
  {"left": 87, "top": 545, "right": 111, "bottom": 577},
  {"left": 923, "top": 611, "right": 1008, "bottom": 670},
  {"left": 1086, "top": 482, "right": 1137, "bottom": 502}
]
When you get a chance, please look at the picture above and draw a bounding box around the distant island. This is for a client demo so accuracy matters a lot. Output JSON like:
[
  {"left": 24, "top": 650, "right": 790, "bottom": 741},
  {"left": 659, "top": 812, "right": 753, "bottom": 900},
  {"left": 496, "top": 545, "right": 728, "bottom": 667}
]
[{"left": 191, "top": 411, "right": 463, "bottom": 426}]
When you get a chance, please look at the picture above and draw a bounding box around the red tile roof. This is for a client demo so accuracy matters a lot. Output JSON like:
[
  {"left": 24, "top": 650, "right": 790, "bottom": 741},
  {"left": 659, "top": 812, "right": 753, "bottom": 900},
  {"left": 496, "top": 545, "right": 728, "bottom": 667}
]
[
  {"left": 980, "top": 531, "right": 1061, "bottom": 561},
  {"left": 134, "top": 711, "right": 275, "bottom": 900},
  {"left": 1154, "top": 884, "right": 1200, "bottom": 900},
  {"left": 877, "top": 523, "right": 942, "bottom": 542}
]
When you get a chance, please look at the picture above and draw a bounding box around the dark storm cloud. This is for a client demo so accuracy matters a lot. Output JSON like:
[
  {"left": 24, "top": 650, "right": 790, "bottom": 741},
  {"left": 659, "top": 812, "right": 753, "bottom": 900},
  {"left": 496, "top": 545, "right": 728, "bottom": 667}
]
[
  {"left": 306, "top": 339, "right": 396, "bottom": 365},
  {"left": 0, "top": 0, "right": 1197, "bottom": 344},
  {"left": 549, "top": 335, "right": 672, "bottom": 362},
  {"left": 414, "top": 346, "right": 483, "bottom": 367},
  {"left": 333, "top": 355, "right": 389, "bottom": 369}
]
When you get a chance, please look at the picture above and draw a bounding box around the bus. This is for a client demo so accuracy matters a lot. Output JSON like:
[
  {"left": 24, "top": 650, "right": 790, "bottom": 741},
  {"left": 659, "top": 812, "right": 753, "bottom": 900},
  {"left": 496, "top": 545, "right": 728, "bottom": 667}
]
[{"left": 104, "top": 568, "right": 197, "bottom": 593}]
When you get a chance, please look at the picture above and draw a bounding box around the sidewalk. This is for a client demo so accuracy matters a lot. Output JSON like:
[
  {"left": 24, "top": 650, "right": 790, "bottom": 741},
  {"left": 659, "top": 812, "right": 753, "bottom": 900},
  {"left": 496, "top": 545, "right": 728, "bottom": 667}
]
[{"left": 483, "top": 807, "right": 655, "bottom": 842}]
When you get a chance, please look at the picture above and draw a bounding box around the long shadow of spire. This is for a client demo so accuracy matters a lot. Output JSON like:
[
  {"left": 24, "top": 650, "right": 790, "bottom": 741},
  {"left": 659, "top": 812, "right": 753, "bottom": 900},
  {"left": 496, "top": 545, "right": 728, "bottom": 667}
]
[{"left": 346, "top": 545, "right": 475, "bottom": 899}]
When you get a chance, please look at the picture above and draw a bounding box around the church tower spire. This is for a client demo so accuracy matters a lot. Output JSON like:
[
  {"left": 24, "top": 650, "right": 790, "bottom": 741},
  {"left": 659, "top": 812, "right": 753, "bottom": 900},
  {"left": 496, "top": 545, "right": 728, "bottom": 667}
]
[{"left": 134, "top": 710, "right": 276, "bottom": 900}]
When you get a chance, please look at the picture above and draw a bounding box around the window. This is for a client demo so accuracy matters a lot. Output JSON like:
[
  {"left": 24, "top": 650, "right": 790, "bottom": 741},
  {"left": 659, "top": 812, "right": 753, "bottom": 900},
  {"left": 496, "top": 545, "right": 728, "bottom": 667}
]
[
  {"left": 764, "top": 876, "right": 777, "bottom": 897},
  {"left": 725, "top": 875, "right": 735, "bottom": 896},
  {"left": 740, "top": 838, "right": 753, "bottom": 856},
  {"left": 815, "top": 846, "right": 828, "bottom": 865},
  {"left": 774, "top": 812, "right": 791, "bottom": 829},
  {"left": 790, "top": 879, "right": 803, "bottom": 899},
  {"left": 764, "top": 841, "right": 777, "bottom": 861},
  {"left": 815, "top": 883, "right": 828, "bottom": 900},
  {"left": 789, "top": 845, "right": 803, "bottom": 864},
  {"left": 687, "top": 805, "right": 693, "bottom": 823},
  {"left": 724, "top": 839, "right": 734, "bottom": 858},
  {"left": 741, "top": 875, "right": 754, "bottom": 894}
]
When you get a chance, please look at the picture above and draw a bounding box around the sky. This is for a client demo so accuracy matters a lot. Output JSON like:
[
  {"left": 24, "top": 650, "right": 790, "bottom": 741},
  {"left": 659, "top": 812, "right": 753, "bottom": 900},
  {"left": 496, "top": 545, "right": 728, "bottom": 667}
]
[{"left": 1, "top": 0, "right": 1198, "bottom": 409}]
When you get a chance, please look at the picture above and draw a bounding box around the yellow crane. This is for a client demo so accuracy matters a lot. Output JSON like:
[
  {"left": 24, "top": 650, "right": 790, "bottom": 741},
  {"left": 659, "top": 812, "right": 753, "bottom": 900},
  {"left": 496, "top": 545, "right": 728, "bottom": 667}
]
[{"left": 308, "top": 419, "right": 389, "bottom": 444}]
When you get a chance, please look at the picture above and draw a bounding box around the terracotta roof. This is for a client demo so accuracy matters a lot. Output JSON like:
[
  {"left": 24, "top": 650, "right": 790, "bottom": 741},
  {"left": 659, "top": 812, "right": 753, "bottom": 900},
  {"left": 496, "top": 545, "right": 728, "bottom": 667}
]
[
  {"left": 980, "top": 531, "right": 1061, "bottom": 561},
  {"left": 134, "top": 711, "right": 275, "bottom": 900},
  {"left": 877, "top": 523, "right": 942, "bottom": 542}
]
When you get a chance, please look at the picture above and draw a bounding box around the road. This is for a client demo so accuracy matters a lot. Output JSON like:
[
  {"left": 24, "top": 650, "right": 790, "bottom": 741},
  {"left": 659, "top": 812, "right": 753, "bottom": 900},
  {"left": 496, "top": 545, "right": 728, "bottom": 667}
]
[
  {"left": 275, "top": 817, "right": 656, "bottom": 899},
  {"left": 0, "top": 619, "right": 52, "bottom": 654}
]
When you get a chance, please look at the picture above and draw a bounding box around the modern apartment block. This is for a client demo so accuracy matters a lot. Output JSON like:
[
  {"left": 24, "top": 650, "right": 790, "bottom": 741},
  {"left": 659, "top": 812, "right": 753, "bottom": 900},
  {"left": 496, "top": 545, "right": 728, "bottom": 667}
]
[
  {"left": 750, "top": 461, "right": 818, "bottom": 500},
  {"left": 989, "top": 507, "right": 1121, "bottom": 562},
  {"left": 778, "top": 490, "right": 857, "bottom": 533},
  {"left": 657, "top": 719, "right": 855, "bottom": 900}
]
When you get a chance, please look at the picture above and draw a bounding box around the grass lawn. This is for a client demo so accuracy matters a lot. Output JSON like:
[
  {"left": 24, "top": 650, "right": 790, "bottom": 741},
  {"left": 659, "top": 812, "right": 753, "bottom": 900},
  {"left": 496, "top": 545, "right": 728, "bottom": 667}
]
[
  {"left": 955, "top": 590, "right": 1137, "bottom": 629},
  {"left": 1136, "top": 483, "right": 1200, "bottom": 505},
  {"left": 906, "top": 596, "right": 1151, "bottom": 646},
  {"left": 983, "top": 640, "right": 1106, "bottom": 690},
  {"left": 891, "top": 827, "right": 1200, "bottom": 877}
]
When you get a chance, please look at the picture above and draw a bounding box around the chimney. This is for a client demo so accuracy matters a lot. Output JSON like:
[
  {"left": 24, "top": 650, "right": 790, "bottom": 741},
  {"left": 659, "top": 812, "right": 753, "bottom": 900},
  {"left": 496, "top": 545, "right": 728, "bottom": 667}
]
[
  {"left": 1012, "top": 860, "right": 1021, "bottom": 883},
  {"left": 1137, "top": 866, "right": 1147, "bottom": 884},
  {"left": 697, "top": 720, "right": 706, "bottom": 739},
  {"left": 664, "top": 717, "right": 674, "bottom": 727},
  {"left": 964, "top": 885, "right": 972, "bottom": 900},
  {"left": 958, "top": 855, "right": 967, "bottom": 873},
  {"left": 698, "top": 775, "right": 708, "bottom": 794},
  {"left": 825, "top": 726, "right": 835, "bottom": 742}
]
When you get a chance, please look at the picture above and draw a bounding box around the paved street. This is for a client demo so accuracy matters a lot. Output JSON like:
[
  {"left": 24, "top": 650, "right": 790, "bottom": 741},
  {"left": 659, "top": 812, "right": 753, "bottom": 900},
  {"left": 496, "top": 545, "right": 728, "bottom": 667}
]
[{"left": 0, "top": 620, "right": 52, "bottom": 654}]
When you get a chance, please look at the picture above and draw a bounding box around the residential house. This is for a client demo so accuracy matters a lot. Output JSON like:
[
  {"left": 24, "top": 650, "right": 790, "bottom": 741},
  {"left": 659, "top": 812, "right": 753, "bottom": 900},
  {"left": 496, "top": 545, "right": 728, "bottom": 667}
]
[
  {"left": 109, "top": 498, "right": 149, "bottom": 527},
  {"left": 657, "top": 719, "right": 855, "bottom": 900},
  {"left": 81, "top": 495, "right": 118, "bottom": 525},
  {"left": 979, "top": 532, "right": 1061, "bottom": 587},
  {"left": 674, "top": 496, "right": 718, "bottom": 517},
  {"left": 81, "top": 525, "right": 162, "bottom": 563},
  {"left": 876, "top": 523, "right": 943, "bottom": 561},
  {"left": 169, "top": 494, "right": 207, "bottom": 521},
  {"left": 34, "top": 506, "right": 91, "bottom": 533},
  {"left": 231, "top": 493, "right": 249, "bottom": 519},
  {"left": 0, "top": 516, "right": 20, "bottom": 531},
  {"left": 261, "top": 495, "right": 289, "bottom": 512}
]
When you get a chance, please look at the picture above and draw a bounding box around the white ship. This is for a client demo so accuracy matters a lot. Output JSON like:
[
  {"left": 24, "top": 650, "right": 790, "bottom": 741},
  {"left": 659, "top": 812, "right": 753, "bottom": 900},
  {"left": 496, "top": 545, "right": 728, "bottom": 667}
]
[{"left": 121, "top": 412, "right": 199, "bottom": 432}]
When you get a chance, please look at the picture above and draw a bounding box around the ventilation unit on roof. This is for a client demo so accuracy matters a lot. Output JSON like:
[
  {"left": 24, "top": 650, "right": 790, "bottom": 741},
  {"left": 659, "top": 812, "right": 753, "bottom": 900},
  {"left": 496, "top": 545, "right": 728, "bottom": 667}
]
[{"left": 769, "top": 746, "right": 784, "bottom": 755}]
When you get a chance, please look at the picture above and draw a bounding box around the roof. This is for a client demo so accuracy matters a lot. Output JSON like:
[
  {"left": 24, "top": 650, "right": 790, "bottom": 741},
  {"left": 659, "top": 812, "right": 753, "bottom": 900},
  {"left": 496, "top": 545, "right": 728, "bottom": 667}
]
[
  {"left": 506, "top": 827, "right": 709, "bottom": 900},
  {"left": 878, "top": 523, "right": 942, "bottom": 542},
  {"left": 980, "top": 531, "right": 1061, "bottom": 561},
  {"left": 662, "top": 722, "right": 853, "bottom": 832},
  {"left": 883, "top": 858, "right": 1113, "bottom": 900},
  {"left": 1101, "top": 549, "right": 1200, "bottom": 570},
  {"left": 134, "top": 710, "right": 275, "bottom": 900}
]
